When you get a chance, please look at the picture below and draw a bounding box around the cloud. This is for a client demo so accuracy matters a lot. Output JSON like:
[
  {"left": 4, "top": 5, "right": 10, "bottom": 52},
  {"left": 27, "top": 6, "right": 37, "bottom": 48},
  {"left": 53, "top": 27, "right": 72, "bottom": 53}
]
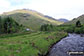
[
  {"left": 0, "top": 0, "right": 11, "bottom": 13},
  {"left": 0, "top": 0, "right": 84, "bottom": 20},
  {"left": 22, "top": 0, "right": 84, "bottom": 20},
  {"left": 0, "top": 0, "right": 10, "bottom": 8},
  {"left": 7, "top": 0, "right": 32, "bottom": 6}
]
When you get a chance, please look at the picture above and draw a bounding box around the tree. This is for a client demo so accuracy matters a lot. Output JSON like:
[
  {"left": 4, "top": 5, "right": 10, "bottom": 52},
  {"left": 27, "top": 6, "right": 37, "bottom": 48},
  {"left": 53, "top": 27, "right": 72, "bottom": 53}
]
[
  {"left": 3, "top": 17, "right": 20, "bottom": 33},
  {"left": 76, "top": 20, "right": 82, "bottom": 27},
  {"left": 0, "top": 16, "right": 2, "bottom": 33},
  {"left": 40, "top": 24, "right": 54, "bottom": 31},
  {"left": 40, "top": 25, "right": 44, "bottom": 31},
  {"left": 0, "top": 16, "right": 2, "bottom": 28}
]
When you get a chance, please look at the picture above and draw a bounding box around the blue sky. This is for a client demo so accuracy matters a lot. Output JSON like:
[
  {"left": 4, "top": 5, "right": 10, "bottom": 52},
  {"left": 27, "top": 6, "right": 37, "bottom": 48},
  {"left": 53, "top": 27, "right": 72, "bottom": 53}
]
[
  {"left": 0, "top": 0, "right": 84, "bottom": 20},
  {"left": 8, "top": 0, "right": 31, "bottom": 6}
]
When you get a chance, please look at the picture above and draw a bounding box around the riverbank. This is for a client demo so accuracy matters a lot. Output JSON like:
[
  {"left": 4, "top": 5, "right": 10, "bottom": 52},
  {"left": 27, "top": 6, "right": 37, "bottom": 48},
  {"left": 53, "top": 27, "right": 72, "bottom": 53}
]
[{"left": 44, "top": 33, "right": 68, "bottom": 56}]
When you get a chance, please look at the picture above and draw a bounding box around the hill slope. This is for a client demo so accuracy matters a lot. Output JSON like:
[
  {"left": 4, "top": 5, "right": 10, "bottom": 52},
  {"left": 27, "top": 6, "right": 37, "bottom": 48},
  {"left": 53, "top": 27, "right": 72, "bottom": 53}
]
[
  {"left": 64, "top": 14, "right": 84, "bottom": 25},
  {"left": 1, "top": 9, "right": 63, "bottom": 30}
]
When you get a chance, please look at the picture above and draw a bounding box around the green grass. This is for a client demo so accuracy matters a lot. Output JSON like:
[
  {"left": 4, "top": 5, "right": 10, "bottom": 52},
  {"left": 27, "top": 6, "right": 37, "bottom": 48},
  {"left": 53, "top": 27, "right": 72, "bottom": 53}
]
[{"left": 0, "top": 31, "right": 67, "bottom": 56}]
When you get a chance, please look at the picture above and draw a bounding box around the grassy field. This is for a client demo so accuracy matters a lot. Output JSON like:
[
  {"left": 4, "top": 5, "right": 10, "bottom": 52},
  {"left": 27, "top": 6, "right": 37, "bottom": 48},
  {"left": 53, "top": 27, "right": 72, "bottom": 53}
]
[{"left": 0, "top": 31, "right": 67, "bottom": 56}]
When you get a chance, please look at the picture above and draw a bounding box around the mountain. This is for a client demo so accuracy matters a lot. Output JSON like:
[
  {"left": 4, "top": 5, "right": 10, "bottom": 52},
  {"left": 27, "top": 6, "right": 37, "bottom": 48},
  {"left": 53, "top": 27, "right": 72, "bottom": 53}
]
[
  {"left": 0, "top": 9, "right": 63, "bottom": 30},
  {"left": 44, "top": 15, "right": 57, "bottom": 21},
  {"left": 64, "top": 14, "right": 84, "bottom": 25},
  {"left": 58, "top": 18, "right": 69, "bottom": 22}
]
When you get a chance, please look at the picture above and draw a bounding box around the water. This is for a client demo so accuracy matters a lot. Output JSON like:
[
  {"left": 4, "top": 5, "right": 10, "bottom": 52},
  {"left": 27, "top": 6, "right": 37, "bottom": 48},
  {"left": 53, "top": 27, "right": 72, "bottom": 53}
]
[{"left": 48, "top": 33, "right": 84, "bottom": 56}]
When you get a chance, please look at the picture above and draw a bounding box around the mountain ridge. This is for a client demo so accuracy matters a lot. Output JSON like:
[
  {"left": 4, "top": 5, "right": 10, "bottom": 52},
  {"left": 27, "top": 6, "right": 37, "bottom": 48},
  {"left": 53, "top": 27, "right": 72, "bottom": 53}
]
[
  {"left": 0, "top": 9, "right": 63, "bottom": 30},
  {"left": 58, "top": 18, "right": 69, "bottom": 22},
  {"left": 64, "top": 14, "right": 84, "bottom": 25}
]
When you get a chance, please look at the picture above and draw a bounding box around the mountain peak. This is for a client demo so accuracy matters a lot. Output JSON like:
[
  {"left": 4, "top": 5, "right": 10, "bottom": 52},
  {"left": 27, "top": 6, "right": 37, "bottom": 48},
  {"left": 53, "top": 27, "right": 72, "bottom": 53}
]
[{"left": 58, "top": 18, "right": 69, "bottom": 22}]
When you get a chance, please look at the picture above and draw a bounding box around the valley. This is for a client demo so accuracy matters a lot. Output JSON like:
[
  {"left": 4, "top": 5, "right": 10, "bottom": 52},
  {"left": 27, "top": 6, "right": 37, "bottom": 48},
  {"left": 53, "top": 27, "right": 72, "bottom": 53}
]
[{"left": 0, "top": 9, "right": 84, "bottom": 56}]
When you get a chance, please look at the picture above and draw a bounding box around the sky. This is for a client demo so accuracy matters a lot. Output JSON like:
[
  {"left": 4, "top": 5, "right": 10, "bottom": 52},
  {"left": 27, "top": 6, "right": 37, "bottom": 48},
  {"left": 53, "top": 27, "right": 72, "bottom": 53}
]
[{"left": 0, "top": 0, "right": 84, "bottom": 20}]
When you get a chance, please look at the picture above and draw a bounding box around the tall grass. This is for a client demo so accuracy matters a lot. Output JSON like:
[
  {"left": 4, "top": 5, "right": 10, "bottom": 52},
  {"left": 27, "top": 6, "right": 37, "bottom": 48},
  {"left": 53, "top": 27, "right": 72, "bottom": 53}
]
[{"left": 0, "top": 31, "right": 67, "bottom": 56}]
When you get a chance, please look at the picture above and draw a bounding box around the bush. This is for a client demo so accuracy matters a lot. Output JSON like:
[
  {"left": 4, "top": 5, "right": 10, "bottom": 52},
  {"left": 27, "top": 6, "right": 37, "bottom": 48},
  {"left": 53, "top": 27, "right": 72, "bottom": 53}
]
[
  {"left": 74, "top": 28, "right": 81, "bottom": 34},
  {"left": 65, "top": 27, "right": 74, "bottom": 33},
  {"left": 79, "top": 26, "right": 84, "bottom": 33}
]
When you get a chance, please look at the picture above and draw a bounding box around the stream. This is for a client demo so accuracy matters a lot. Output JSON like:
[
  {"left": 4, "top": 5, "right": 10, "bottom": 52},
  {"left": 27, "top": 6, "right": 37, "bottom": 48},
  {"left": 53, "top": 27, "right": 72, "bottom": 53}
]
[{"left": 48, "top": 33, "right": 84, "bottom": 56}]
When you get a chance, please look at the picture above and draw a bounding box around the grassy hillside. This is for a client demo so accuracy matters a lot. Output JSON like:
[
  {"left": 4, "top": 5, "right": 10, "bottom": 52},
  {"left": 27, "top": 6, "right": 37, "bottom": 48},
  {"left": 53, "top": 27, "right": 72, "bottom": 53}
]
[
  {"left": 64, "top": 14, "right": 84, "bottom": 25},
  {"left": 1, "top": 9, "right": 63, "bottom": 30},
  {"left": 0, "top": 31, "right": 67, "bottom": 56}
]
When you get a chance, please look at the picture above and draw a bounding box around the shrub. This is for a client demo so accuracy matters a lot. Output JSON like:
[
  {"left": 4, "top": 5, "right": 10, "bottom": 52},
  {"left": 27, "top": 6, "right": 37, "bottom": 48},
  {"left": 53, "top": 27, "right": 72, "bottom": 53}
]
[{"left": 74, "top": 28, "right": 81, "bottom": 34}]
